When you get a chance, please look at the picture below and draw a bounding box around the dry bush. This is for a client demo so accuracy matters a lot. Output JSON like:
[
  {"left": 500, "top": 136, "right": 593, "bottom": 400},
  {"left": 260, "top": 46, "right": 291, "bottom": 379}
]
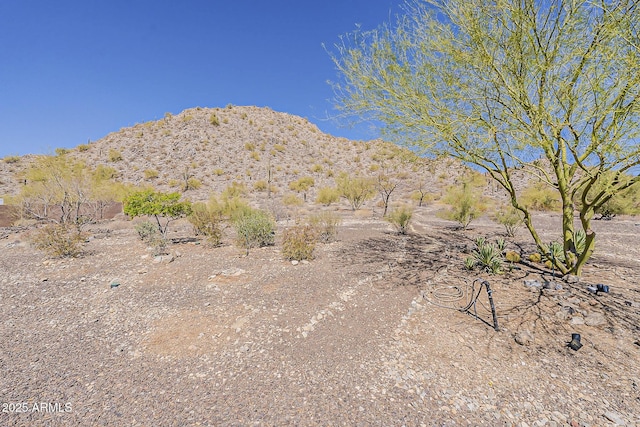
[
  {"left": 308, "top": 211, "right": 341, "bottom": 243},
  {"left": 29, "top": 224, "right": 85, "bottom": 258},
  {"left": 282, "top": 224, "right": 318, "bottom": 261}
]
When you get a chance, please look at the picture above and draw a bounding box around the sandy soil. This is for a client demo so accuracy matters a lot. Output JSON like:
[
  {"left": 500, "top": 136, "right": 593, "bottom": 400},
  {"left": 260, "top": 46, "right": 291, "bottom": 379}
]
[{"left": 1, "top": 207, "right": 639, "bottom": 426}]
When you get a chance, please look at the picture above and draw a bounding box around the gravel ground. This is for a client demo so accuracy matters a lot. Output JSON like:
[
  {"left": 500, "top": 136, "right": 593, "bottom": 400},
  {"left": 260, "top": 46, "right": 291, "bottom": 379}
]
[{"left": 1, "top": 209, "right": 639, "bottom": 426}]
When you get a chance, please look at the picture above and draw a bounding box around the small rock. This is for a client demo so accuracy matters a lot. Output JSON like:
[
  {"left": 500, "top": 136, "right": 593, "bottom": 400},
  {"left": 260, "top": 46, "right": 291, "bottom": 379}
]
[
  {"left": 153, "top": 254, "right": 174, "bottom": 263},
  {"left": 570, "top": 316, "right": 585, "bottom": 325},
  {"left": 565, "top": 275, "right": 580, "bottom": 284},
  {"left": 585, "top": 313, "right": 606, "bottom": 327},
  {"left": 110, "top": 280, "right": 120, "bottom": 289},
  {"left": 515, "top": 330, "right": 534, "bottom": 346},
  {"left": 603, "top": 411, "right": 626, "bottom": 425},
  {"left": 291, "top": 260, "right": 299, "bottom": 266},
  {"left": 524, "top": 280, "right": 542, "bottom": 288}
]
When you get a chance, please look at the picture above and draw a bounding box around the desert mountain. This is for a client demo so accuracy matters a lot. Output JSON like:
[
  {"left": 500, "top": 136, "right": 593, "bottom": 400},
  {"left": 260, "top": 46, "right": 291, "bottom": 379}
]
[{"left": 0, "top": 106, "right": 464, "bottom": 210}]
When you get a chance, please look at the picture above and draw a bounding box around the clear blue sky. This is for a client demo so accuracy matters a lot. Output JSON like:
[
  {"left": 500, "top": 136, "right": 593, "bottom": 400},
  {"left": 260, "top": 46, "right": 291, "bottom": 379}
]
[{"left": 0, "top": 0, "right": 400, "bottom": 157}]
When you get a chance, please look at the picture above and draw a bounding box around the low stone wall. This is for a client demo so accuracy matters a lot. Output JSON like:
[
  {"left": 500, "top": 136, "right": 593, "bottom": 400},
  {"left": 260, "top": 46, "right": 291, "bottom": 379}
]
[
  {"left": 0, "top": 205, "right": 18, "bottom": 227},
  {"left": 0, "top": 203, "right": 123, "bottom": 227}
]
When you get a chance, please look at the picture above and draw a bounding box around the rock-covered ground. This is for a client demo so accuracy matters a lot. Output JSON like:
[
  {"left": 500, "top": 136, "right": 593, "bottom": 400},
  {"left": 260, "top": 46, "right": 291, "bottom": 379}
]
[{"left": 1, "top": 207, "right": 639, "bottom": 426}]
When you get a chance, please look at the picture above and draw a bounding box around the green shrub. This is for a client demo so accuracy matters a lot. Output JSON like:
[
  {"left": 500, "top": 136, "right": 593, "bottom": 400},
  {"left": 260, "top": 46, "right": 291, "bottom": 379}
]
[
  {"left": 528, "top": 253, "right": 542, "bottom": 263},
  {"left": 124, "top": 190, "right": 192, "bottom": 237},
  {"left": 386, "top": 205, "right": 413, "bottom": 235},
  {"left": 30, "top": 224, "right": 85, "bottom": 258},
  {"left": 209, "top": 113, "right": 220, "bottom": 126},
  {"left": 234, "top": 209, "right": 275, "bottom": 252},
  {"left": 186, "top": 178, "right": 202, "bottom": 190},
  {"left": 467, "top": 238, "right": 503, "bottom": 274},
  {"left": 440, "top": 177, "right": 487, "bottom": 229},
  {"left": 308, "top": 211, "right": 341, "bottom": 243},
  {"left": 505, "top": 250, "right": 521, "bottom": 263},
  {"left": 316, "top": 187, "right": 340, "bottom": 206},
  {"left": 282, "top": 224, "right": 318, "bottom": 261},
  {"left": 254, "top": 180, "right": 268, "bottom": 191},
  {"left": 77, "top": 144, "right": 90, "bottom": 152}
]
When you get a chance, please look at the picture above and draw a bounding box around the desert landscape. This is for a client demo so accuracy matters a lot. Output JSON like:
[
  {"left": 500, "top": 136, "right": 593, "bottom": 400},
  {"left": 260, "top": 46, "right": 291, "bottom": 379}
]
[{"left": 1, "top": 107, "right": 639, "bottom": 426}]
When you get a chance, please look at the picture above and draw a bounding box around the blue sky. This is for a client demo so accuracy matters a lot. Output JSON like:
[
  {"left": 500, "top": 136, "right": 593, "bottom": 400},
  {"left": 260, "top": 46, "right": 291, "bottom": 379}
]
[{"left": 0, "top": 0, "right": 400, "bottom": 157}]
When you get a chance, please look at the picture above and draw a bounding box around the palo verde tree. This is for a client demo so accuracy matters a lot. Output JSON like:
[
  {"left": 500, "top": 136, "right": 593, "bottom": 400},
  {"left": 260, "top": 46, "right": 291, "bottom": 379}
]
[
  {"left": 123, "top": 190, "right": 192, "bottom": 238},
  {"left": 328, "top": 0, "right": 640, "bottom": 276}
]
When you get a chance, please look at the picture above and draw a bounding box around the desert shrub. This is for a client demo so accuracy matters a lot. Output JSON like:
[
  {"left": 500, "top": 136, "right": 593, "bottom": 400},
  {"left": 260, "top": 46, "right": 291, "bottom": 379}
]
[
  {"left": 289, "top": 176, "right": 315, "bottom": 192},
  {"left": 410, "top": 190, "right": 435, "bottom": 206},
  {"left": 493, "top": 206, "right": 524, "bottom": 237},
  {"left": 55, "top": 148, "right": 69, "bottom": 156},
  {"left": 336, "top": 172, "right": 375, "bottom": 210},
  {"left": 30, "top": 224, "right": 85, "bottom": 258},
  {"left": 3, "top": 155, "right": 21, "bottom": 163},
  {"left": 144, "top": 169, "right": 159, "bottom": 180},
  {"left": 222, "top": 181, "right": 247, "bottom": 199},
  {"left": 316, "top": 187, "right": 340, "bottom": 206},
  {"left": 245, "top": 142, "right": 255, "bottom": 151},
  {"left": 250, "top": 151, "right": 260, "bottom": 161},
  {"left": 439, "top": 176, "right": 487, "bottom": 229},
  {"left": 311, "top": 164, "right": 323, "bottom": 173},
  {"left": 274, "top": 144, "right": 285, "bottom": 152},
  {"left": 209, "top": 113, "right": 220, "bottom": 126},
  {"left": 234, "top": 209, "right": 275, "bottom": 251},
  {"left": 521, "top": 182, "right": 561, "bottom": 211},
  {"left": 308, "top": 211, "right": 341, "bottom": 243},
  {"left": 188, "top": 202, "right": 224, "bottom": 246},
  {"left": 253, "top": 180, "right": 268, "bottom": 191},
  {"left": 386, "top": 205, "right": 413, "bottom": 234},
  {"left": 77, "top": 144, "right": 90, "bottom": 152},
  {"left": 283, "top": 194, "right": 303, "bottom": 206},
  {"left": 135, "top": 220, "right": 157, "bottom": 241},
  {"left": 108, "top": 149, "right": 123, "bottom": 162},
  {"left": 282, "top": 224, "right": 318, "bottom": 261},
  {"left": 214, "top": 168, "right": 224, "bottom": 176},
  {"left": 186, "top": 178, "right": 202, "bottom": 190},
  {"left": 134, "top": 220, "right": 167, "bottom": 255}
]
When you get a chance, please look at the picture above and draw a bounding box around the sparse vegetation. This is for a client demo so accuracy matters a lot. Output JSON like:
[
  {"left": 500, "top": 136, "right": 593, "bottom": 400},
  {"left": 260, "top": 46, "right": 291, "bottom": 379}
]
[
  {"left": 144, "top": 169, "right": 159, "bottom": 180},
  {"left": 188, "top": 201, "right": 225, "bottom": 246},
  {"left": 493, "top": 206, "right": 524, "bottom": 237},
  {"left": 233, "top": 209, "right": 275, "bottom": 253},
  {"left": 282, "top": 224, "right": 318, "bottom": 261},
  {"left": 386, "top": 205, "right": 413, "bottom": 235},
  {"left": 315, "top": 187, "right": 340, "bottom": 206},
  {"left": 308, "top": 211, "right": 341, "bottom": 243},
  {"left": 108, "top": 149, "right": 123, "bottom": 162},
  {"left": 439, "top": 173, "right": 487, "bottom": 229},
  {"left": 336, "top": 172, "right": 375, "bottom": 210},
  {"left": 29, "top": 224, "right": 85, "bottom": 258},
  {"left": 3, "top": 155, "right": 21, "bottom": 163},
  {"left": 123, "top": 190, "right": 192, "bottom": 238}
]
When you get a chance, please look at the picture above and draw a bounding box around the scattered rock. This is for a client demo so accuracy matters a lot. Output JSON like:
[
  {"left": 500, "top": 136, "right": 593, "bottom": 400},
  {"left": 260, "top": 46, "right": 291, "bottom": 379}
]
[
  {"left": 570, "top": 316, "right": 585, "bottom": 325},
  {"left": 524, "top": 280, "right": 542, "bottom": 288},
  {"left": 584, "top": 313, "right": 606, "bottom": 327},
  {"left": 153, "top": 254, "right": 174, "bottom": 263},
  {"left": 565, "top": 275, "right": 580, "bottom": 284},
  {"left": 603, "top": 411, "right": 626, "bottom": 425},
  {"left": 110, "top": 280, "right": 120, "bottom": 289},
  {"left": 291, "top": 260, "right": 299, "bottom": 266}
]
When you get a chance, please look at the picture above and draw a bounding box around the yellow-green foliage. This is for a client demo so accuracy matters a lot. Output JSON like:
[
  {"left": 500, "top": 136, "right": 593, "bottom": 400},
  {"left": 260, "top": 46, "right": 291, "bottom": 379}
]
[
  {"left": 253, "top": 180, "right": 268, "bottom": 191},
  {"left": 282, "top": 224, "right": 318, "bottom": 261},
  {"left": 188, "top": 201, "right": 225, "bottom": 246},
  {"left": 528, "top": 253, "right": 542, "bottom": 263},
  {"left": 316, "top": 187, "right": 340, "bottom": 206},
  {"left": 2, "top": 155, "right": 20, "bottom": 163},
  {"left": 308, "top": 211, "right": 341, "bottom": 243},
  {"left": 439, "top": 172, "right": 487, "bottom": 229},
  {"left": 186, "top": 178, "right": 202, "bottom": 190},
  {"left": 222, "top": 181, "right": 247, "bottom": 199},
  {"left": 493, "top": 205, "right": 524, "bottom": 237},
  {"left": 386, "top": 205, "right": 413, "bottom": 234},
  {"left": 505, "top": 250, "right": 521, "bottom": 263},
  {"left": 311, "top": 164, "right": 323, "bottom": 173},
  {"left": 144, "top": 169, "right": 159, "bottom": 180},
  {"left": 250, "top": 151, "right": 260, "bottom": 161},
  {"left": 274, "top": 144, "right": 285, "bottom": 152},
  {"left": 521, "top": 182, "right": 561, "bottom": 211},
  {"left": 336, "top": 172, "right": 375, "bottom": 210},
  {"left": 289, "top": 176, "right": 315, "bottom": 192},
  {"left": 77, "top": 144, "right": 90, "bottom": 152},
  {"left": 209, "top": 113, "right": 220, "bottom": 126},
  {"left": 108, "top": 149, "right": 123, "bottom": 162},
  {"left": 214, "top": 168, "right": 224, "bottom": 176},
  {"left": 245, "top": 142, "right": 256, "bottom": 151},
  {"left": 283, "top": 194, "right": 304, "bottom": 206}
]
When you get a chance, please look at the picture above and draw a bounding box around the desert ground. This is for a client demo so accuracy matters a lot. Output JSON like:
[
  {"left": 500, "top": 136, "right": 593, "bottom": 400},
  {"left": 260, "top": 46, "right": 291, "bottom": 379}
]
[{"left": 1, "top": 205, "right": 639, "bottom": 427}]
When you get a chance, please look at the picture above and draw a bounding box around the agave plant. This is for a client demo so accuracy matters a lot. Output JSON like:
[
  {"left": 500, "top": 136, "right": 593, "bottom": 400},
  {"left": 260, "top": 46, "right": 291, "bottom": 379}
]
[{"left": 472, "top": 240, "right": 503, "bottom": 274}]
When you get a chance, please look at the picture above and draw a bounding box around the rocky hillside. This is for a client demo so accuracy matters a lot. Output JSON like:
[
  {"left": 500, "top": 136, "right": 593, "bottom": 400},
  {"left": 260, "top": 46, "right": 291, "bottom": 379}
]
[{"left": 0, "top": 106, "right": 466, "bottom": 210}]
